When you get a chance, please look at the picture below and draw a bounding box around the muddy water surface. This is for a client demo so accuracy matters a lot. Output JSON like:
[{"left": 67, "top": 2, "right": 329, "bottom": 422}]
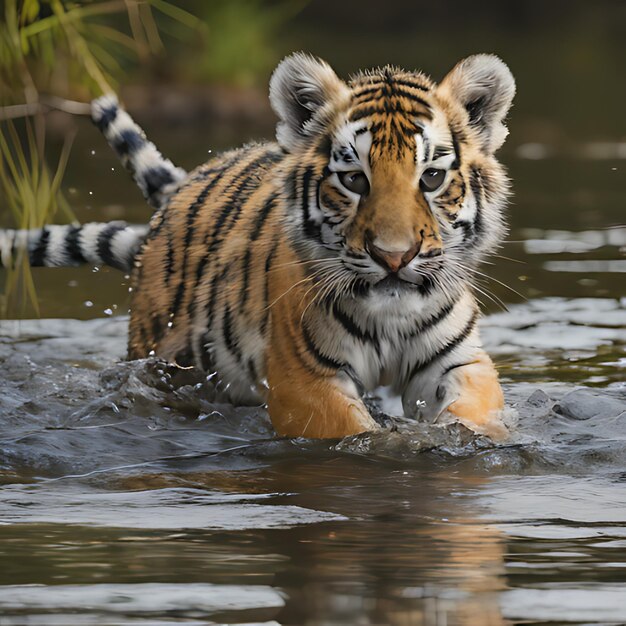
[{"left": 1, "top": 290, "right": 625, "bottom": 625}]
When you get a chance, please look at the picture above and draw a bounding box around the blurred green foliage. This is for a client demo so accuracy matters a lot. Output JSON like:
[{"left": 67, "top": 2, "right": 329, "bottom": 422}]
[
  {"left": 0, "top": 0, "right": 203, "bottom": 315},
  {"left": 189, "top": 0, "right": 305, "bottom": 86}
]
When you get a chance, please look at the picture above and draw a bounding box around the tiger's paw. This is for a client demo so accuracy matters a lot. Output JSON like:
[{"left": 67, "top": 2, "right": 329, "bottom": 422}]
[
  {"left": 268, "top": 373, "right": 380, "bottom": 439},
  {"left": 403, "top": 351, "right": 508, "bottom": 441}
]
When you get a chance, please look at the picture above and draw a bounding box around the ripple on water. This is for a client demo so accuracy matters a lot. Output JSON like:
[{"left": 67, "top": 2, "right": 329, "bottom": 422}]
[
  {"left": 0, "top": 582, "right": 284, "bottom": 625},
  {"left": 0, "top": 298, "right": 625, "bottom": 626}
]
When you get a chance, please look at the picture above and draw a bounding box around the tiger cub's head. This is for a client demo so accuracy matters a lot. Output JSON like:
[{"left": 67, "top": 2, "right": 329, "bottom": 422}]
[{"left": 270, "top": 53, "right": 515, "bottom": 296}]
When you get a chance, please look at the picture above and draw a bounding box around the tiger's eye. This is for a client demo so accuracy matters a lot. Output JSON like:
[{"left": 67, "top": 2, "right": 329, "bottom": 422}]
[
  {"left": 420, "top": 168, "right": 446, "bottom": 192},
  {"left": 339, "top": 171, "right": 370, "bottom": 195}
]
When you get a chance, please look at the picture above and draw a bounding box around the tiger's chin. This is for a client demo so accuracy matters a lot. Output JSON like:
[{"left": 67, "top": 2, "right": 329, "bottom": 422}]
[{"left": 372, "top": 273, "right": 432, "bottom": 297}]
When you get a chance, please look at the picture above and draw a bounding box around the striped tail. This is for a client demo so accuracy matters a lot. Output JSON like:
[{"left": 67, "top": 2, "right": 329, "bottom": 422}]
[
  {"left": 91, "top": 95, "right": 188, "bottom": 210},
  {"left": 0, "top": 222, "right": 149, "bottom": 272}
]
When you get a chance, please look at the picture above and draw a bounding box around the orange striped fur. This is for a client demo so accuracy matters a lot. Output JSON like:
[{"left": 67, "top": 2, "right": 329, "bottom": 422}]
[{"left": 127, "top": 53, "right": 516, "bottom": 439}]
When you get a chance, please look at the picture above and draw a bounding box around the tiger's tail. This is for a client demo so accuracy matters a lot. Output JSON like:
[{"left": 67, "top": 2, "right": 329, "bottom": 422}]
[
  {"left": 0, "top": 222, "right": 148, "bottom": 272},
  {"left": 91, "top": 94, "right": 188, "bottom": 210}
]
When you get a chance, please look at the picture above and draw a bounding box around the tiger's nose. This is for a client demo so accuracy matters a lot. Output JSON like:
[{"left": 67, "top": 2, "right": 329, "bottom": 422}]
[
  {"left": 365, "top": 236, "right": 420, "bottom": 273},
  {"left": 365, "top": 235, "right": 442, "bottom": 273}
]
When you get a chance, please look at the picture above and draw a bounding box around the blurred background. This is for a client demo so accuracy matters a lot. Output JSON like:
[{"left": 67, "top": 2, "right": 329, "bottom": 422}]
[{"left": 1, "top": 0, "right": 625, "bottom": 318}]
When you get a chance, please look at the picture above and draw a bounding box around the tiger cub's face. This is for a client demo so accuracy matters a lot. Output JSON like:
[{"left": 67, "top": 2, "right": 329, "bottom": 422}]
[{"left": 270, "top": 54, "right": 515, "bottom": 296}]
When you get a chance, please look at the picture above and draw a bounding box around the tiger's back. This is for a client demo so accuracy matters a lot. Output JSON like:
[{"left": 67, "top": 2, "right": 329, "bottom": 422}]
[{"left": 129, "top": 142, "right": 286, "bottom": 398}]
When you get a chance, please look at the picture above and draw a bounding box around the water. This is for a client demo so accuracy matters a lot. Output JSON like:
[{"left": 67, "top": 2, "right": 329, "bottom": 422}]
[{"left": 1, "top": 294, "right": 625, "bottom": 625}]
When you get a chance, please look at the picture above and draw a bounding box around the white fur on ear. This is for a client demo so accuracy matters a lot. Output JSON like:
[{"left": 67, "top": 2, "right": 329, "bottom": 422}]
[
  {"left": 439, "top": 54, "right": 516, "bottom": 152},
  {"left": 269, "top": 53, "right": 350, "bottom": 151}
]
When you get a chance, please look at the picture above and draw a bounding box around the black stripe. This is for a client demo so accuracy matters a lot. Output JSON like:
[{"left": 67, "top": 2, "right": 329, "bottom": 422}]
[
  {"left": 247, "top": 357, "right": 258, "bottom": 384},
  {"left": 151, "top": 314, "right": 163, "bottom": 343},
  {"left": 92, "top": 104, "right": 117, "bottom": 132},
  {"left": 349, "top": 105, "right": 385, "bottom": 122},
  {"left": 199, "top": 264, "right": 229, "bottom": 370},
  {"left": 112, "top": 128, "right": 144, "bottom": 157},
  {"left": 97, "top": 222, "right": 127, "bottom": 270},
  {"left": 65, "top": 225, "right": 86, "bottom": 265},
  {"left": 143, "top": 166, "right": 177, "bottom": 205},
  {"left": 164, "top": 229, "right": 175, "bottom": 285},
  {"left": 392, "top": 77, "right": 431, "bottom": 92},
  {"left": 30, "top": 227, "right": 50, "bottom": 266},
  {"left": 422, "top": 135, "right": 431, "bottom": 161},
  {"left": 404, "top": 300, "right": 455, "bottom": 339},
  {"left": 315, "top": 135, "right": 332, "bottom": 157},
  {"left": 451, "top": 129, "right": 462, "bottom": 168},
  {"left": 300, "top": 165, "right": 320, "bottom": 240},
  {"left": 206, "top": 266, "right": 228, "bottom": 330},
  {"left": 260, "top": 242, "right": 278, "bottom": 335},
  {"left": 416, "top": 275, "right": 437, "bottom": 297},
  {"left": 239, "top": 247, "right": 253, "bottom": 308},
  {"left": 332, "top": 301, "right": 379, "bottom": 349},
  {"left": 392, "top": 88, "right": 431, "bottom": 110},
  {"left": 319, "top": 189, "right": 343, "bottom": 213},
  {"left": 453, "top": 219, "right": 473, "bottom": 241},
  {"left": 222, "top": 304, "right": 243, "bottom": 364},
  {"left": 408, "top": 310, "right": 478, "bottom": 379},
  {"left": 469, "top": 167, "right": 484, "bottom": 240},
  {"left": 352, "top": 85, "right": 383, "bottom": 101},
  {"left": 301, "top": 322, "right": 343, "bottom": 371},
  {"left": 250, "top": 192, "right": 278, "bottom": 242},
  {"left": 443, "top": 360, "right": 474, "bottom": 375}
]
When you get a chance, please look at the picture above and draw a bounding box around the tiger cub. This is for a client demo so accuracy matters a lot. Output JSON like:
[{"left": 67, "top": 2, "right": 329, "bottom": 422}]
[{"left": 0, "top": 53, "right": 515, "bottom": 439}]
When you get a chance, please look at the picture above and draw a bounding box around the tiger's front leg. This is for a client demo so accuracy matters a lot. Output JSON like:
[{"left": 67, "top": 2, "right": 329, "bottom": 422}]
[
  {"left": 265, "top": 264, "right": 379, "bottom": 439},
  {"left": 403, "top": 349, "right": 508, "bottom": 440},
  {"left": 266, "top": 355, "right": 378, "bottom": 438}
]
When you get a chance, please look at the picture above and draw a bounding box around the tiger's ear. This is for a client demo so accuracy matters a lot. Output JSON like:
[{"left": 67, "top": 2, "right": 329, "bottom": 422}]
[
  {"left": 269, "top": 53, "right": 350, "bottom": 152},
  {"left": 438, "top": 54, "right": 515, "bottom": 153}
]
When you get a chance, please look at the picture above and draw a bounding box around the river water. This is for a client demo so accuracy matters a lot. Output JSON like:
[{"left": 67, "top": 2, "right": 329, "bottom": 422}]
[{"left": 0, "top": 294, "right": 625, "bottom": 624}]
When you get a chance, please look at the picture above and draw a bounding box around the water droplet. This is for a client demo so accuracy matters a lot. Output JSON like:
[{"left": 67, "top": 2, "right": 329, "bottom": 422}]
[
  {"left": 148, "top": 350, "right": 155, "bottom": 357},
  {"left": 103, "top": 308, "right": 113, "bottom": 316},
  {"left": 111, "top": 167, "right": 115, "bottom": 171},
  {"left": 167, "top": 321, "right": 173, "bottom": 328},
  {"left": 128, "top": 287, "right": 133, "bottom": 293},
  {"left": 88, "top": 191, "right": 93, "bottom": 196},
  {"left": 92, "top": 266, "right": 100, "bottom": 273},
  {"left": 84, "top": 300, "right": 93, "bottom": 308},
  {"left": 90, "top": 150, "right": 96, "bottom": 155}
]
